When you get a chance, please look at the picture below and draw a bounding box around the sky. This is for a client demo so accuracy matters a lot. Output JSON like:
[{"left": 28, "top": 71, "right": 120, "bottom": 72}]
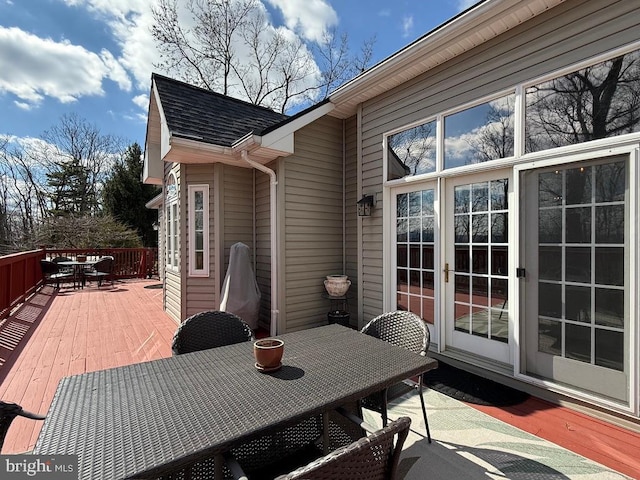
[{"left": 0, "top": 0, "right": 477, "bottom": 150}]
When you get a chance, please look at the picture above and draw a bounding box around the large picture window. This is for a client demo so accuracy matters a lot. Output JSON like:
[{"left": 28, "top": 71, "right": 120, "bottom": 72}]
[
  {"left": 188, "top": 185, "right": 209, "bottom": 276},
  {"left": 525, "top": 49, "right": 640, "bottom": 153}
]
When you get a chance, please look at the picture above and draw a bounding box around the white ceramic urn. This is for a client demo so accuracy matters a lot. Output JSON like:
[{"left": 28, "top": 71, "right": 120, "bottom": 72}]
[{"left": 324, "top": 275, "right": 351, "bottom": 297}]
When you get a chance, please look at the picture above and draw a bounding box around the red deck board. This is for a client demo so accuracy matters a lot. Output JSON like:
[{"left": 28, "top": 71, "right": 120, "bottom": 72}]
[
  {"left": 470, "top": 398, "right": 640, "bottom": 478},
  {"left": 1, "top": 278, "right": 639, "bottom": 479}
]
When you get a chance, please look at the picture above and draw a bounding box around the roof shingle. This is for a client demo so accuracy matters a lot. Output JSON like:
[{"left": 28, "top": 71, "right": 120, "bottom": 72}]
[{"left": 152, "top": 74, "right": 289, "bottom": 147}]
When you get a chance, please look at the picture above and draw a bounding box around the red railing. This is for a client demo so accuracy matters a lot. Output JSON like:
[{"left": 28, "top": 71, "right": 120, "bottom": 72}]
[{"left": 0, "top": 248, "right": 158, "bottom": 321}]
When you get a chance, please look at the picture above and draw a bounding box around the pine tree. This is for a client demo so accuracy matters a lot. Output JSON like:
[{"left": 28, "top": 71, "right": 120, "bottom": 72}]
[{"left": 102, "top": 143, "right": 160, "bottom": 247}]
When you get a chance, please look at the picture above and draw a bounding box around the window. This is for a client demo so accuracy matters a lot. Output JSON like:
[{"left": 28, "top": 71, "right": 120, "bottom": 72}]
[
  {"left": 166, "top": 173, "right": 178, "bottom": 270},
  {"left": 387, "top": 121, "right": 437, "bottom": 180},
  {"left": 188, "top": 185, "right": 209, "bottom": 276},
  {"left": 444, "top": 94, "right": 515, "bottom": 169},
  {"left": 525, "top": 49, "right": 640, "bottom": 153}
]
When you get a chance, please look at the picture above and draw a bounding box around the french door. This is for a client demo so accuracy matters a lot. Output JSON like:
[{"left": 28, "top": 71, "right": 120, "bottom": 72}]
[
  {"left": 521, "top": 156, "right": 630, "bottom": 403},
  {"left": 392, "top": 183, "right": 438, "bottom": 343},
  {"left": 443, "top": 170, "right": 512, "bottom": 364}
]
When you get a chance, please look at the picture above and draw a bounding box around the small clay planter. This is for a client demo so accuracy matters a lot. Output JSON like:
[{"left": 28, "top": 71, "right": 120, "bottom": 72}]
[{"left": 254, "top": 338, "right": 284, "bottom": 372}]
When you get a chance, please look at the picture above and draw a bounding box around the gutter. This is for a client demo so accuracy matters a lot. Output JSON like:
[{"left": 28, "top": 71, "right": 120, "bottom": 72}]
[{"left": 241, "top": 150, "right": 279, "bottom": 337}]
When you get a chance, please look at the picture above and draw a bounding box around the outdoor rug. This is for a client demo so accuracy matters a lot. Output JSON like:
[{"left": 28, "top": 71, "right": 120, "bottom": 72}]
[
  {"left": 362, "top": 389, "right": 630, "bottom": 480},
  {"left": 423, "top": 361, "right": 530, "bottom": 406}
]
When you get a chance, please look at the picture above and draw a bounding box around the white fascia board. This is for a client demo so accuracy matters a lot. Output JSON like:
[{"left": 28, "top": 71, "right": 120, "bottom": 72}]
[
  {"left": 145, "top": 192, "right": 164, "bottom": 209},
  {"left": 330, "top": 0, "right": 564, "bottom": 104},
  {"left": 168, "top": 135, "right": 232, "bottom": 158},
  {"left": 259, "top": 101, "right": 335, "bottom": 153},
  {"left": 150, "top": 81, "right": 174, "bottom": 161}
]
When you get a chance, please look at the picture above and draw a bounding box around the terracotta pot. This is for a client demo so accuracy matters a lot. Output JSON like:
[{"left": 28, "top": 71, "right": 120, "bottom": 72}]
[
  {"left": 324, "top": 275, "right": 351, "bottom": 297},
  {"left": 253, "top": 338, "right": 284, "bottom": 368},
  {"left": 77, "top": 255, "right": 87, "bottom": 263}
]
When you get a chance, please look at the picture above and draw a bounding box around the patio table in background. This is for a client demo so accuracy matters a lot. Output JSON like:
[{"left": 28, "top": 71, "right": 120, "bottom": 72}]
[
  {"left": 57, "top": 259, "right": 97, "bottom": 288},
  {"left": 33, "top": 323, "right": 437, "bottom": 479}
]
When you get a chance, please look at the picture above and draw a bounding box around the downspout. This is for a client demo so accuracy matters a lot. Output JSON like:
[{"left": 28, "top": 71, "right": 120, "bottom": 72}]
[{"left": 241, "top": 150, "right": 279, "bottom": 336}]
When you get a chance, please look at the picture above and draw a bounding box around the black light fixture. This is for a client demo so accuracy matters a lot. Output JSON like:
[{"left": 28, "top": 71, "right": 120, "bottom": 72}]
[{"left": 357, "top": 194, "right": 375, "bottom": 217}]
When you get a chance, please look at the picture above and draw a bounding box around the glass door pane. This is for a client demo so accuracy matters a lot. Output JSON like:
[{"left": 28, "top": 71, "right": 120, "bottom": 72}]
[{"left": 396, "top": 189, "right": 435, "bottom": 324}]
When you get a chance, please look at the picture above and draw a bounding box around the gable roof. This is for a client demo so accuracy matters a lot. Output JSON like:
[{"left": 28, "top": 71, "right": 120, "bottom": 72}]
[{"left": 152, "top": 74, "right": 289, "bottom": 147}]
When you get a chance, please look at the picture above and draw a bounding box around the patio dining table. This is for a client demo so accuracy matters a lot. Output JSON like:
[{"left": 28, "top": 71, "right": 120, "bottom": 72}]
[
  {"left": 33, "top": 323, "right": 438, "bottom": 479},
  {"left": 57, "top": 259, "right": 97, "bottom": 288}
]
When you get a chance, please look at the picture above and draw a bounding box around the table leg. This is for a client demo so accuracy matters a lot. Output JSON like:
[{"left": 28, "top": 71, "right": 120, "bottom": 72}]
[
  {"left": 214, "top": 453, "right": 224, "bottom": 479},
  {"left": 322, "top": 412, "right": 330, "bottom": 455}
]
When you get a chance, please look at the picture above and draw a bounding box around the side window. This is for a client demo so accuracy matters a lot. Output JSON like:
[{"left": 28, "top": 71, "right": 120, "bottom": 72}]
[
  {"left": 166, "top": 173, "right": 178, "bottom": 270},
  {"left": 188, "top": 185, "right": 209, "bottom": 276}
]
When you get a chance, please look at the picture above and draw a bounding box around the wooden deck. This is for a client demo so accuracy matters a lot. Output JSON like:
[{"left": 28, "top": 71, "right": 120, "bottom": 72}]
[{"left": 1, "top": 279, "right": 639, "bottom": 478}]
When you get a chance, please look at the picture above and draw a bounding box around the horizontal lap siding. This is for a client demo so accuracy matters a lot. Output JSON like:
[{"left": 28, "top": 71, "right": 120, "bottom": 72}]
[
  {"left": 344, "top": 116, "right": 359, "bottom": 325},
  {"left": 283, "top": 116, "right": 345, "bottom": 332},
  {"left": 184, "top": 164, "right": 216, "bottom": 318},
  {"left": 255, "top": 168, "right": 272, "bottom": 330},
  {"left": 359, "top": 0, "right": 639, "bottom": 321}
]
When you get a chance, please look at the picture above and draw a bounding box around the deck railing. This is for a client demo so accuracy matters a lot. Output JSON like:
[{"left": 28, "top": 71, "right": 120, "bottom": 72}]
[{"left": 0, "top": 247, "right": 158, "bottom": 321}]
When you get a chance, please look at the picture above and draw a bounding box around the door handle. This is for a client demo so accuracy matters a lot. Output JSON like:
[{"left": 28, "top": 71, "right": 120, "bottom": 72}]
[{"left": 444, "top": 263, "right": 454, "bottom": 283}]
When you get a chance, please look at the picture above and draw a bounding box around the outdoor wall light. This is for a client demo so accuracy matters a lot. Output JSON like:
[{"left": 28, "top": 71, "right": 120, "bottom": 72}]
[{"left": 357, "top": 194, "right": 375, "bottom": 217}]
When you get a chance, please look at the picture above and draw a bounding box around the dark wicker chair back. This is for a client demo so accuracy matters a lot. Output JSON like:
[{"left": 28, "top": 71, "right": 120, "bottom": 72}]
[
  {"left": 84, "top": 256, "right": 114, "bottom": 287},
  {"left": 51, "top": 256, "right": 72, "bottom": 263},
  {"left": 361, "top": 310, "right": 430, "bottom": 355},
  {"left": 0, "top": 401, "right": 45, "bottom": 452},
  {"left": 273, "top": 416, "right": 411, "bottom": 480},
  {"left": 361, "top": 311, "right": 432, "bottom": 443},
  {"left": 171, "top": 310, "right": 255, "bottom": 355},
  {"left": 40, "top": 259, "right": 74, "bottom": 288}
]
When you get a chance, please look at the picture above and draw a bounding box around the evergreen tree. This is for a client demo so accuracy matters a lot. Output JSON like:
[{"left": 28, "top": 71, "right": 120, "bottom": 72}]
[
  {"left": 46, "top": 158, "right": 93, "bottom": 216},
  {"left": 102, "top": 143, "right": 160, "bottom": 247}
]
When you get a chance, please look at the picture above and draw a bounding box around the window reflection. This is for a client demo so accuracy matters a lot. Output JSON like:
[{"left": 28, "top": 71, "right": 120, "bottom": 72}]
[
  {"left": 536, "top": 159, "right": 627, "bottom": 372},
  {"left": 444, "top": 95, "right": 515, "bottom": 169},
  {"left": 526, "top": 50, "right": 640, "bottom": 153},
  {"left": 387, "top": 121, "right": 436, "bottom": 180}
]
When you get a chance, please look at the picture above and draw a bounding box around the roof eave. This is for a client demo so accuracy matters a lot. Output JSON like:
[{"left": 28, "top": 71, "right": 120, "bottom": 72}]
[{"left": 328, "top": 0, "right": 566, "bottom": 118}]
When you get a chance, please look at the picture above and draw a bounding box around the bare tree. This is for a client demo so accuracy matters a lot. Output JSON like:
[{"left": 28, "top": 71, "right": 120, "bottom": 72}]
[
  {"left": 152, "top": 0, "right": 375, "bottom": 113},
  {"left": 40, "top": 113, "right": 124, "bottom": 216},
  {"left": 526, "top": 51, "right": 640, "bottom": 151},
  {"left": 0, "top": 115, "right": 126, "bottom": 252}
]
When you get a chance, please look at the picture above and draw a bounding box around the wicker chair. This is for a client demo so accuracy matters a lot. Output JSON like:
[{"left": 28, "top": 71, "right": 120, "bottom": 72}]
[
  {"left": 269, "top": 416, "right": 410, "bottom": 480},
  {"left": 0, "top": 401, "right": 45, "bottom": 452},
  {"left": 83, "top": 256, "right": 114, "bottom": 287},
  {"left": 361, "top": 311, "right": 432, "bottom": 443},
  {"left": 40, "top": 259, "right": 74, "bottom": 289},
  {"left": 171, "top": 310, "right": 255, "bottom": 355}
]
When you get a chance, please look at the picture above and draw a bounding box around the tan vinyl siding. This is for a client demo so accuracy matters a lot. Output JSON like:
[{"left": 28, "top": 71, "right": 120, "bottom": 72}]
[
  {"left": 344, "top": 115, "right": 359, "bottom": 325},
  {"left": 255, "top": 167, "right": 272, "bottom": 330},
  {"left": 358, "top": 0, "right": 640, "bottom": 322},
  {"left": 222, "top": 165, "right": 255, "bottom": 271},
  {"left": 282, "top": 116, "right": 345, "bottom": 332},
  {"left": 183, "top": 164, "right": 217, "bottom": 318}
]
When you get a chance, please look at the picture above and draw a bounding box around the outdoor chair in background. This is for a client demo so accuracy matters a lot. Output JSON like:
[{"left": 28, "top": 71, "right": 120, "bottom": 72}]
[
  {"left": 0, "top": 401, "right": 46, "bottom": 452},
  {"left": 171, "top": 310, "right": 255, "bottom": 355},
  {"left": 51, "top": 256, "right": 74, "bottom": 275},
  {"left": 39, "top": 259, "right": 75, "bottom": 289},
  {"left": 360, "top": 310, "right": 433, "bottom": 443},
  {"left": 226, "top": 415, "right": 411, "bottom": 480},
  {"left": 83, "top": 256, "right": 114, "bottom": 287}
]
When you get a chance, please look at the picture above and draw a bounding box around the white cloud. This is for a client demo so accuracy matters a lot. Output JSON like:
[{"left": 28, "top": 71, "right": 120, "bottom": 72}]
[
  {"left": 265, "top": 0, "right": 337, "bottom": 43},
  {"left": 132, "top": 93, "right": 149, "bottom": 110},
  {"left": 0, "top": 26, "right": 130, "bottom": 106},
  {"left": 402, "top": 15, "right": 414, "bottom": 39},
  {"left": 14, "top": 101, "right": 33, "bottom": 111}
]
